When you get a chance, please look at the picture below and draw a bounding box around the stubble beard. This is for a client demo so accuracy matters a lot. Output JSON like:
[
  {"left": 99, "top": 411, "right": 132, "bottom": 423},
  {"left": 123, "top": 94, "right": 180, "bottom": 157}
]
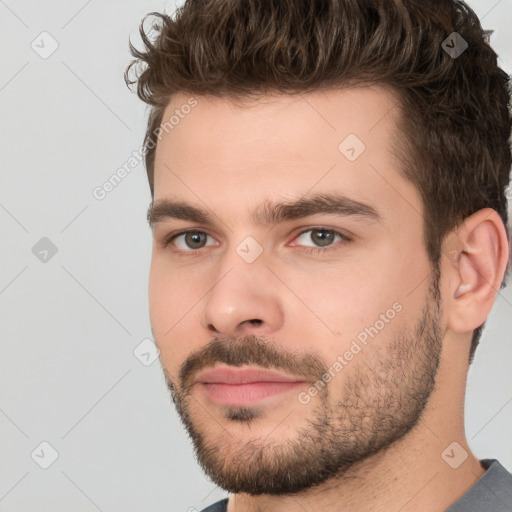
[{"left": 164, "top": 278, "right": 442, "bottom": 495}]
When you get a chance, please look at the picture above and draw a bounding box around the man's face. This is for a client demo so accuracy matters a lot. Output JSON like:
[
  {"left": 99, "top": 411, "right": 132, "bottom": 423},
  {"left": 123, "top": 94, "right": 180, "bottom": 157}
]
[{"left": 148, "top": 87, "right": 444, "bottom": 494}]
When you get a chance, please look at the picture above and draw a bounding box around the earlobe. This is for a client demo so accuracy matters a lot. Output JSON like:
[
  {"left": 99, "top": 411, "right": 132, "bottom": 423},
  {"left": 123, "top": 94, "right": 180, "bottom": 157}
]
[{"left": 444, "top": 208, "right": 509, "bottom": 334}]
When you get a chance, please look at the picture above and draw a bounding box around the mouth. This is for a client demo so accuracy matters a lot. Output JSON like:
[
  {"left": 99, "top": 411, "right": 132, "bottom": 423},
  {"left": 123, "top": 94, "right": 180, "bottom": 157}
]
[{"left": 194, "top": 366, "right": 308, "bottom": 406}]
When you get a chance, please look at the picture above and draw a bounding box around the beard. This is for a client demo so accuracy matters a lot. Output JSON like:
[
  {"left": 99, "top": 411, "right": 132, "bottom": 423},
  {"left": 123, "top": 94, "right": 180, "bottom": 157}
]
[{"left": 163, "top": 273, "right": 443, "bottom": 495}]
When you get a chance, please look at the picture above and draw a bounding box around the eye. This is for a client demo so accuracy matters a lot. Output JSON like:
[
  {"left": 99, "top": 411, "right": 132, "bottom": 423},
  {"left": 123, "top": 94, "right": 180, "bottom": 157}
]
[
  {"left": 163, "top": 230, "right": 217, "bottom": 252},
  {"left": 293, "top": 228, "right": 348, "bottom": 250}
]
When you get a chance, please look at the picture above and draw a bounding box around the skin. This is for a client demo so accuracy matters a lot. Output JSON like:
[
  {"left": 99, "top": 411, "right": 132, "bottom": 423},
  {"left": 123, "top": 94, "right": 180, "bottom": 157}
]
[{"left": 148, "top": 87, "right": 509, "bottom": 512}]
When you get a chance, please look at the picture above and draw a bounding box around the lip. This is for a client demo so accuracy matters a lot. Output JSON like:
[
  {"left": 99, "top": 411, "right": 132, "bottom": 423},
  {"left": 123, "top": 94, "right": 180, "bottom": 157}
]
[
  {"left": 195, "top": 366, "right": 308, "bottom": 406},
  {"left": 196, "top": 366, "right": 304, "bottom": 385}
]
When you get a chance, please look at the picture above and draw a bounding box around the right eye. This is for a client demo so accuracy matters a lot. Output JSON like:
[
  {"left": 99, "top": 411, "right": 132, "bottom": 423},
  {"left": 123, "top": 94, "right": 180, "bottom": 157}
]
[{"left": 163, "top": 230, "right": 218, "bottom": 253}]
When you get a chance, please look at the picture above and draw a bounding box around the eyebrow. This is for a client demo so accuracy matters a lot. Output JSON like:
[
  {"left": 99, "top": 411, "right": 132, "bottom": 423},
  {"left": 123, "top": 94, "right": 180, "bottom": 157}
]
[{"left": 147, "top": 193, "right": 381, "bottom": 228}]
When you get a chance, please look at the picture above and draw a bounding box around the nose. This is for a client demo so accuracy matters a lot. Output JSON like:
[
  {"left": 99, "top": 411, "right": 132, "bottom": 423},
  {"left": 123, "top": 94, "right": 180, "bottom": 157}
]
[{"left": 200, "top": 249, "right": 284, "bottom": 337}]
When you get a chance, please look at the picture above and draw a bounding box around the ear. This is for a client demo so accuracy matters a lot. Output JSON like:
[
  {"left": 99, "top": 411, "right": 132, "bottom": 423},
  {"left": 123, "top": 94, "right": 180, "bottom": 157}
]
[{"left": 442, "top": 208, "right": 510, "bottom": 334}]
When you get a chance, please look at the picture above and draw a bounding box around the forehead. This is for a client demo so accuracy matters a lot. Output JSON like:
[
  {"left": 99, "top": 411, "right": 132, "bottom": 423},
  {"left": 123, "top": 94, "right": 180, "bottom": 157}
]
[
  {"left": 152, "top": 86, "right": 421, "bottom": 226},
  {"left": 155, "top": 86, "right": 400, "bottom": 166}
]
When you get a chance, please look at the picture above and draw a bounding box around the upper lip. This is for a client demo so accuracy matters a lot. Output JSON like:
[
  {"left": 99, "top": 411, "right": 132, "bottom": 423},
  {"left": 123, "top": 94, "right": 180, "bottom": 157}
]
[{"left": 195, "top": 366, "right": 306, "bottom": 385}]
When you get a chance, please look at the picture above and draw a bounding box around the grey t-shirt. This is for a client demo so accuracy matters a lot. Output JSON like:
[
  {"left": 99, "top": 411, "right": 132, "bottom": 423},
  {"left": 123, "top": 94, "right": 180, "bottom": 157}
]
[
  {"left": 446, "top": 459, "right": 512, "bottom": 511},
  {"left": 200, "top": 459, "right": 512, "bottom": 512}
]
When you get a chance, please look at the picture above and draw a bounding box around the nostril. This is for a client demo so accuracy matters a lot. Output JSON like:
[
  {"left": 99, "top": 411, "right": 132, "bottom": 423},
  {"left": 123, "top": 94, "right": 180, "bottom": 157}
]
[{"left": 248, "top": 319, "right": 262, "bottom": 326}]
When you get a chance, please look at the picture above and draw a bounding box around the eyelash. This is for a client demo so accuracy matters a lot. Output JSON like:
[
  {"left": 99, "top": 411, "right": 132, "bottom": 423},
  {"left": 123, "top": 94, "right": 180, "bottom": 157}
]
[{"left": 161, "top": 227, "right": 352, "bottom": 257}]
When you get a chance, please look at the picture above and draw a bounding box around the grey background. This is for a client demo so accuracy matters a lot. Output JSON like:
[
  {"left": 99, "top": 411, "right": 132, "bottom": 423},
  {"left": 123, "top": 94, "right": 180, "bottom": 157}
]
[{"left": 0, "top": 1, "right": 511, "bottom": 510}]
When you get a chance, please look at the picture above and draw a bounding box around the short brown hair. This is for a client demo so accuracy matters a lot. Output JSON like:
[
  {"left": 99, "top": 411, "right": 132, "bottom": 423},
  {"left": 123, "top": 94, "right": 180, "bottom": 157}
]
[{"left": 125, "top": 0, "right": 511, "bottom": 364}]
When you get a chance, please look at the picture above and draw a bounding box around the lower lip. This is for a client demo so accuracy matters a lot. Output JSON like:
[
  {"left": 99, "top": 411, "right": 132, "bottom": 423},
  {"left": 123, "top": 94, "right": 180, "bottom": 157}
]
[{"left": 198, "top": 381, "right": 305, "bottom": 406}]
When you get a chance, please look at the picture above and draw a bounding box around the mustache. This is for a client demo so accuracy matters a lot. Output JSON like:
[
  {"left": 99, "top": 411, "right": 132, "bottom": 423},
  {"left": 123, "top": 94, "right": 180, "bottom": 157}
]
[{"left": 179, "top": 335, "right": 328, "bottom": 391}]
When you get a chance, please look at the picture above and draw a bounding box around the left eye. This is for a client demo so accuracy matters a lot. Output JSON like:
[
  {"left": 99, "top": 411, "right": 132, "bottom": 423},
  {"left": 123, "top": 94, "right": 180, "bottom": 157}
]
[{"left": 294, "top": 228, "right": 344, "bottom": 248}]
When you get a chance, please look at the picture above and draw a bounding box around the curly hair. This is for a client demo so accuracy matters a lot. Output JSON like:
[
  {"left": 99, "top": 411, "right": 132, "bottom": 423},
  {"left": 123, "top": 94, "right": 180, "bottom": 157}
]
[{"left": 125, "top": 0, "right": 511, "bottom": 364}]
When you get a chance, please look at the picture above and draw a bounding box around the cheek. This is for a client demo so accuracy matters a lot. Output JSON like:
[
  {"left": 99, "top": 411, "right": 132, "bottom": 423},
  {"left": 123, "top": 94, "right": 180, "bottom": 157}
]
[
  {"left": 148, "top": 259, "right": 201, "bottom": 374},
  {"left": 278, "top": 255, "right": 395, "bottom": 332},
  {"left": 149, "top": 253, "right": 206, "bottom": 326},
  {"left": 148, "top": 259, "right": 173, "bottom": 336},
  {"left": 279, "top": 250, "right": 424, "bottom": 355}
]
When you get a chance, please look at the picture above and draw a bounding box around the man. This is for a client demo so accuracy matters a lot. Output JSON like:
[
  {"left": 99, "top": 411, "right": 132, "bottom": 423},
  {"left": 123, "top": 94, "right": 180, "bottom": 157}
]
[{"left": 125, "top": 0, "right": 512, "bottom": 510}]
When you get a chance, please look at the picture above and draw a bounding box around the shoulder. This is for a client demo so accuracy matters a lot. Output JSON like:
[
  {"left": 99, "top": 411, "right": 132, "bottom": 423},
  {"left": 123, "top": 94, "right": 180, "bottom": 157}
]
[
  {"left": 446, "top": 459, "right": 512, "bottom": 511},
  {"left": 199, "top": 498, "right": 229, "bottom": 512}
]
